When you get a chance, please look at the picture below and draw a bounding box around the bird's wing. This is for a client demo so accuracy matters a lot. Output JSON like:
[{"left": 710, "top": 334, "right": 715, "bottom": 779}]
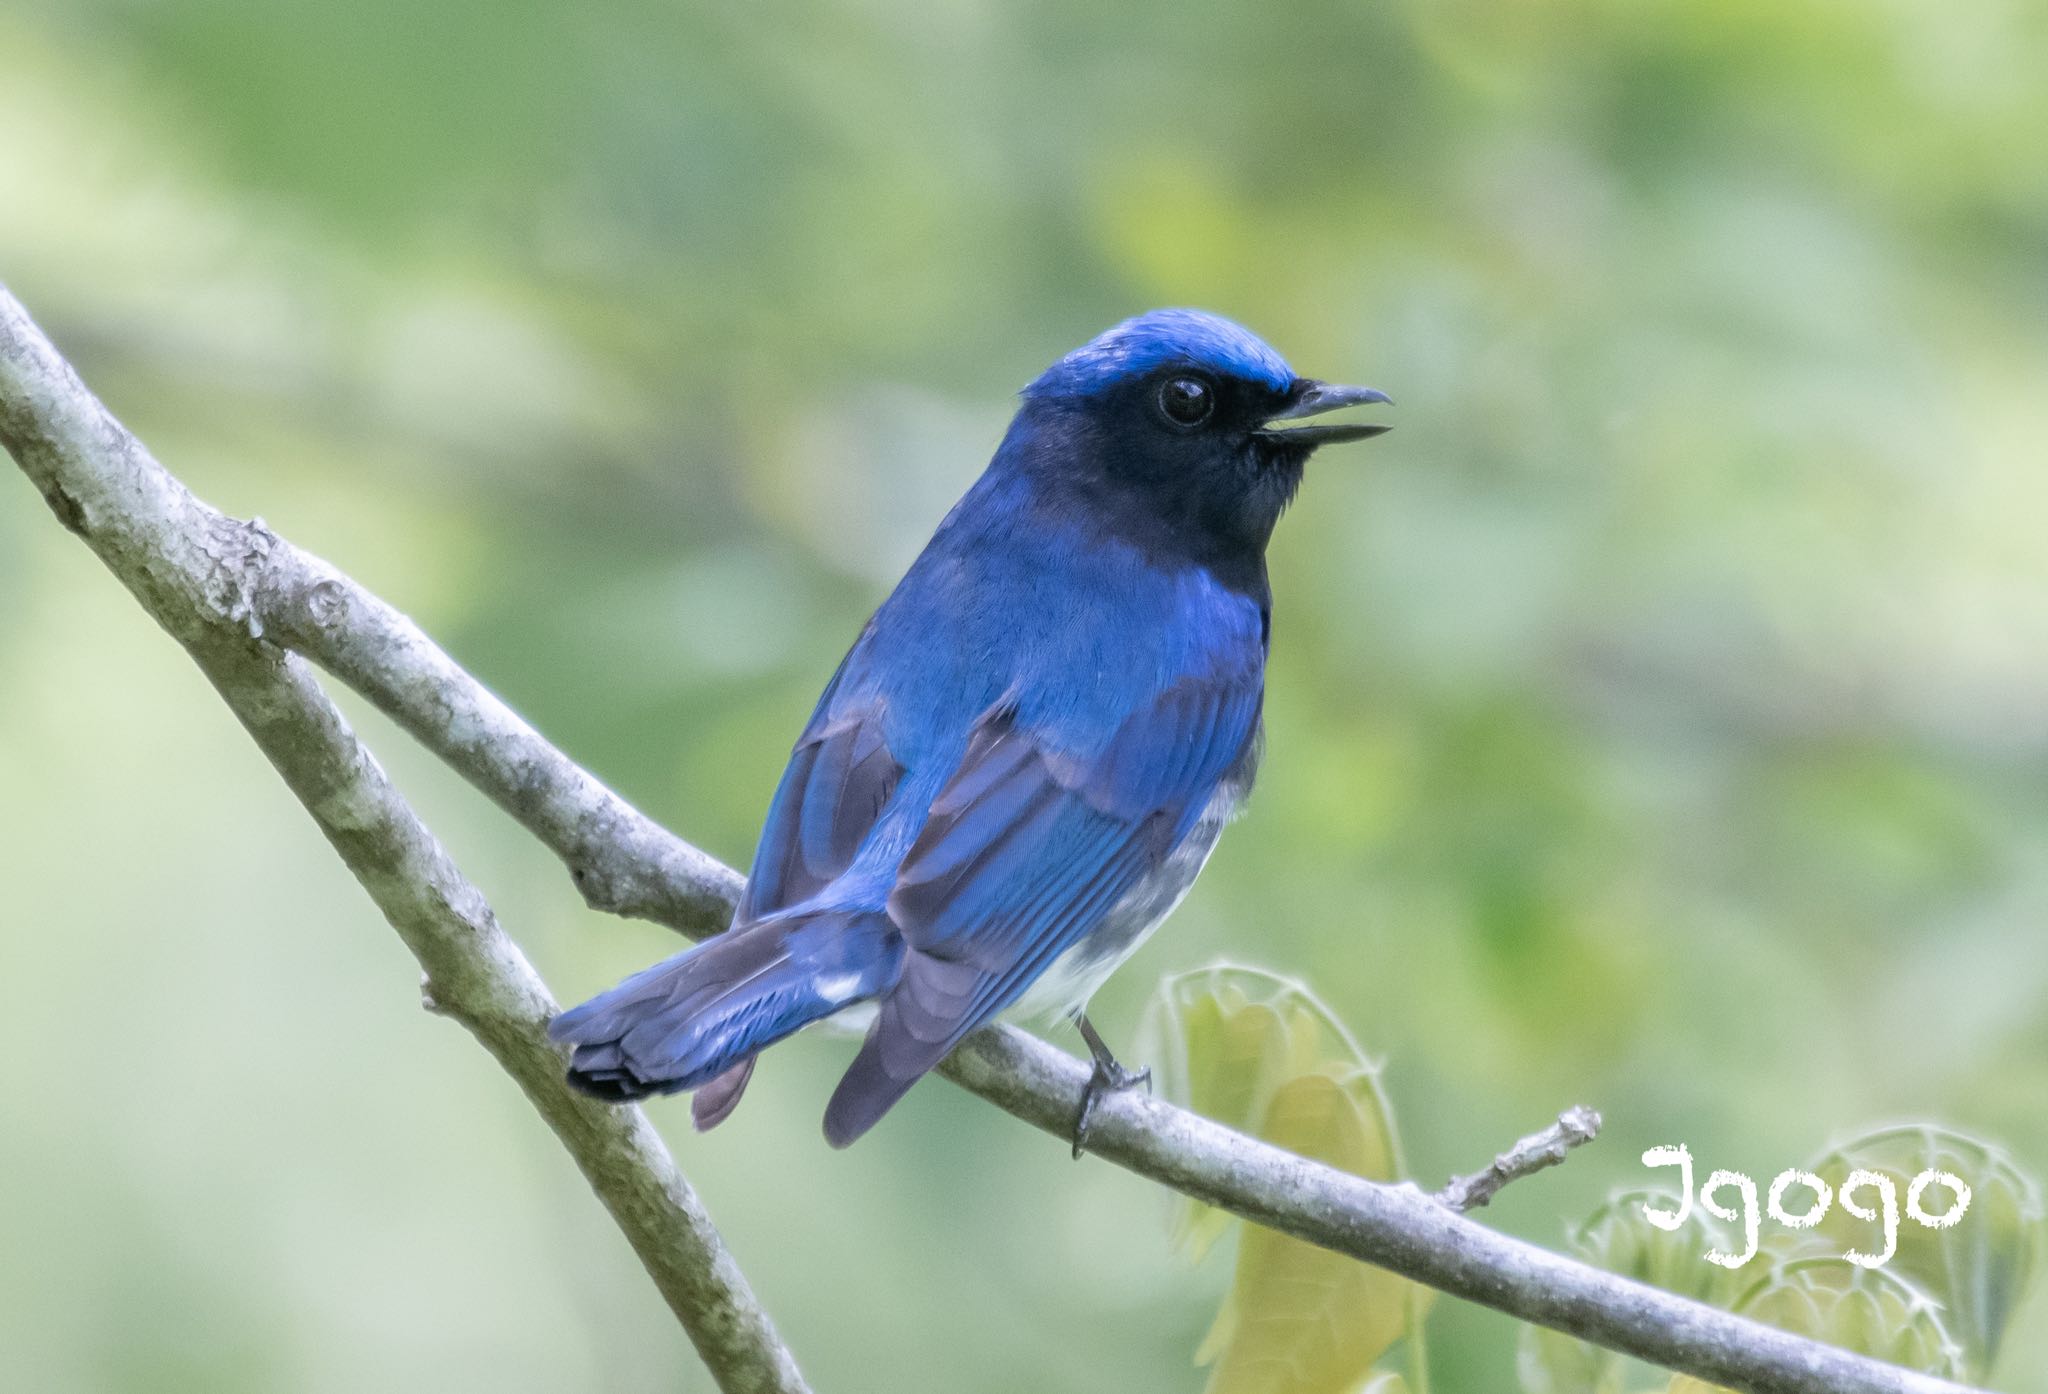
[
  {"left": 822, "top": 673, "right": 1261, "bottom": 1145},
  {"left": 698, "top": 637, "right": 903, "bottom": 1129},
  {"left": 736, "top": 639, "right": 904, "bottom": 924}
]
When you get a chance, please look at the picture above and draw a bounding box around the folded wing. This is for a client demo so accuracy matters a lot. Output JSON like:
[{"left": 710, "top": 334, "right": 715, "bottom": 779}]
[
  {"left": 691, "top": 647, "right": 902, "bottom": 1126},
  {"left": 822, "top": 674, "right": 1260, "bottom": 1146}
]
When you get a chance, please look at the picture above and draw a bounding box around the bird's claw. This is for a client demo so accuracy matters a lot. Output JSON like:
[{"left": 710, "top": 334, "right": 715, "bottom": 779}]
[
  {"left": 1071, "top": 1057, "right": 1151, "bottom": 1159},
  {"left": 1069, "top": 1010, "right": 1150, "bottom": 1157}
]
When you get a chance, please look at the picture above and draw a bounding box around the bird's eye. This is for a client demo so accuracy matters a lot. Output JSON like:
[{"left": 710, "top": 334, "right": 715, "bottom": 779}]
[{"left": 1157, "top": 375, "right": 1214, "bottom": 427}]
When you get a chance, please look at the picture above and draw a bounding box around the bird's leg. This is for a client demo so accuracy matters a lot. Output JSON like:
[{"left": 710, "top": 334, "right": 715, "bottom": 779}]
[{"left": 1070, "top": 1011, "right": 1151, "bottom": 1159}]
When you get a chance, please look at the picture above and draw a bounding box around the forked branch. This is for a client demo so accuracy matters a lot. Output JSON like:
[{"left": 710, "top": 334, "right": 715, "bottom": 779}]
[{"left": 0, "top": 285, "right": 809, "bottom": 1394}]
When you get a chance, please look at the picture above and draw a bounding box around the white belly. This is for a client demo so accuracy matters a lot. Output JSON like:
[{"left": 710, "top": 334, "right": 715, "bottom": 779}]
[
  {"left": 818, "top": 743, "right": 1257, "bottom": 1037},
  {"left": 1003, "top": 779, "right": 1241, "bottom": 1022}
]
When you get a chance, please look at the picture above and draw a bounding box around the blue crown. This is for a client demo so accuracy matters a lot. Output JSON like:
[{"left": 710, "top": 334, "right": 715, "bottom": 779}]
[{"left": 1024, "top": 309, "right": 1296, "bottom": 399}]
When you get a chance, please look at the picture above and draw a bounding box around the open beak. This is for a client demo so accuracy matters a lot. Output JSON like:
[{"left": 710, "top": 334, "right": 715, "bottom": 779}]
[{"left": 1259, "top": 379, "right": 1393, "bottom": 446}]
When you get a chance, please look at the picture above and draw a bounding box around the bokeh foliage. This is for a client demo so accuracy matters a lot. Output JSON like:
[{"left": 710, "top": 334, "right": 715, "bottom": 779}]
[{"left": 4, "top": 1, "right": 2047, "bottom": 1391}]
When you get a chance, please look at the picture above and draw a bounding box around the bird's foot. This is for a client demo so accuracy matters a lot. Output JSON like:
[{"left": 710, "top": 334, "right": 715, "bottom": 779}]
[
  {"left": 1072, "top": 1057, "right": 1151, "bottom": 1159},
  {"left": 1071, "top": 1012, "right": 1151, "bottom": 1158}
]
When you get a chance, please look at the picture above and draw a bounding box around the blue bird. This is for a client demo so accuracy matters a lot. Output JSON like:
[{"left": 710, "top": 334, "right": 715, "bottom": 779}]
[{"left": 550, "top": 309, "right": 1389, "bottom": 1148}]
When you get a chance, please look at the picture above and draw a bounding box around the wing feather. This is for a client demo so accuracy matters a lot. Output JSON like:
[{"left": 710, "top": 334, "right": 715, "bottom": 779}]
[
  {"left": 823, "top": 674, "right": 1259, "bottom": 1145},
  {"left": 719, "top": 647, "right": 903, "bottom": 1123},
  {"left": 739, "top": 676, "right": 902, "bottom": 924}
]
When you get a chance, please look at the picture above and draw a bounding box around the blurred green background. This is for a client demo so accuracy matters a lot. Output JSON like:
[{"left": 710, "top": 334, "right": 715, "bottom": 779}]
[{"left": 4, "top": 0, "right": 2046, "bottom": 1390}]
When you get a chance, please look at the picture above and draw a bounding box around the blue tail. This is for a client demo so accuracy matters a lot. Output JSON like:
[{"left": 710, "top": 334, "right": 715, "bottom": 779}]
[{"left": 549, "top": 909, "right": 902, "bottom": 1124}]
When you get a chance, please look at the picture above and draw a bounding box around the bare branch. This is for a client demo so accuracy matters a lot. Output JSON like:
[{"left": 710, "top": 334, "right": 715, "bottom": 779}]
[
  {"left": 1, "top": 284, "right": 1984, "bottom": 1394},
  {"left": 938, "top": 1038, "right": 1973, "bottom": 1394},
  {"left": 0, "top": 285, "right": 809, "bottom": 1394},
  {"left": 258, "top": 548, "right": 743, "bottom": 936},
  {"left": 1437, "top": 1105, "right": 1603, "bottom": 1213}
]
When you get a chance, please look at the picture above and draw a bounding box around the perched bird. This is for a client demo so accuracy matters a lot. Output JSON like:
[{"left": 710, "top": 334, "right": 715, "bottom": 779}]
[{"left": 550, "top": 309, "right": 1389, "bottom": 1148}]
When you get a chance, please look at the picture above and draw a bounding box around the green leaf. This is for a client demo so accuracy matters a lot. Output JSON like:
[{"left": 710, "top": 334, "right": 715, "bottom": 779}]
[
  {"left": 1140, "top": 964, "right": 1429, "bottom": 1394},
  {"left": 1529, "top": 1124, "right": 2044, "bottom": 1394},
  {"left": 1665, "top": 1257, "right": 1965, "bottom": 1393},
  {"left": 1515, "top": 1322, "right": 1624, "bottom": 1394},
  {"left": 1804, "top": 1124, "right": 2044, "bottom": 1379},
  {"left": 1197, "top": 1074, "right": 1417, "bottom": 1394},
  {"left": 1139, "top": 963, "right": 1398, "bottom": 1259},
  {"left": 1518, "top": 1185, "right": 1750, "bottom": 1394},
  {"left": 1140, "top": 973, "right": 1300, "bottom": 1260},
  {"left": 1567, "top": 1186, "right": 1752, "bottom": 1307}
]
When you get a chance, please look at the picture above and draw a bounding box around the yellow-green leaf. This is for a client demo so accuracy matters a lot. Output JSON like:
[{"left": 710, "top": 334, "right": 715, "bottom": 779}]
[
  {"left": 1201, "top": 1074, "right": 1419, "bottom": 1394},
  {"left": 1515, "top": 1322, "right": 1623, "bottom": 1394},
  {"left": 1520, "top": 1183, "right": 1748, "bottom": 1394},
  {"left": 1541, "top": 1122, "right": 2039, "bottom": 1394},
  {"left": 1805, "top": 1124, "right": 2044, "bottom": 1379},
  {"left": 1665, "top": 1257, "right": 1964, "bottom": 1394},
  {"left": 1139, "top": 964, "right": 1430, "bottom": 1394},
  {"left": 1140, "top": 963, "right": 1401, "bottom": 1261},
  {"left": 1567, "top": 1186, "right": 1750, "bottom": 1308}
]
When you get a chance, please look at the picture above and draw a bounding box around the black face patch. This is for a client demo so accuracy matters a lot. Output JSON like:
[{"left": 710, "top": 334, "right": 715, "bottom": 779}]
[{"left": 1006, "top": 368, "right": 1318, "bottom": 604}]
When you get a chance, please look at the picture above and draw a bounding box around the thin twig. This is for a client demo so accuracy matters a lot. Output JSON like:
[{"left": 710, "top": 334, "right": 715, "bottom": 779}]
[
  {"left": 1437, "top": 1106, "right": 1604, "bottom": 1213},
  {"left": 0, "top": 283, "right": 1983, "bottom": 1394},
  {"left": 0, "top": 284, "right": 810, "bottom": 1394}
]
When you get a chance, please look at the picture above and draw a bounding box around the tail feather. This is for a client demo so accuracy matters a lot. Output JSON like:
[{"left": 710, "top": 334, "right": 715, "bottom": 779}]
[
  {"left": 689, "top": 1058, "right": 757, "bottom": 1130},
  {"left": 822, "top": 950, "right": 983, "bottom": 1147},
  {"left": 550, "top": 910, "right": 901, "bottom": 1118}
]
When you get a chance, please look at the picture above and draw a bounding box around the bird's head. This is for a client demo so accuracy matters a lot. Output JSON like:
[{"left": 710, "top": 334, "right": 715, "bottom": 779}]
[{"left": 1011, "top": 308, "right": 1389, "bottom": 565}]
